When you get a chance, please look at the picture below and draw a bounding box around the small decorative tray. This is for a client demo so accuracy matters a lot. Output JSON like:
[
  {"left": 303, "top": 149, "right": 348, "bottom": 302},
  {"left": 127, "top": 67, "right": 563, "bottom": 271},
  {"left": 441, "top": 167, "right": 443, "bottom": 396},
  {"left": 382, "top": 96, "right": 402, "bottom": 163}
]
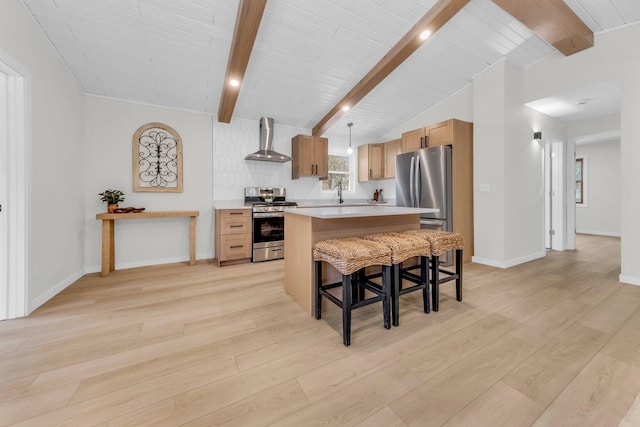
[{"left": 113, "top": 207, "right": 146, "bottom": 213}]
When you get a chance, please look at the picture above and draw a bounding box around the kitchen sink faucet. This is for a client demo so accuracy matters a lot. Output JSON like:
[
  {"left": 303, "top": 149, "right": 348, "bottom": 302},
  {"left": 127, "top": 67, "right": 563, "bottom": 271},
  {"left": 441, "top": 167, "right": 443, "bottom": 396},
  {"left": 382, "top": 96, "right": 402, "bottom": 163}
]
[{"left": 338, "top": 181, "right": 344, "bottom": 204}]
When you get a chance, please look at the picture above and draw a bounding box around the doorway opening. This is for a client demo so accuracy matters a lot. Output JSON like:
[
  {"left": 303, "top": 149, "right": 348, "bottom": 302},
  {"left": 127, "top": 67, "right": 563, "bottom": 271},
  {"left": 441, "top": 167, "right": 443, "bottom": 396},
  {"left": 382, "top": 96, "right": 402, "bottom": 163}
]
[
  {"left": 542, "top": 134, "right": 578, "bottom": 253},
  {"left": 0, "top": 52, "right": 29, "bottom": 321}
]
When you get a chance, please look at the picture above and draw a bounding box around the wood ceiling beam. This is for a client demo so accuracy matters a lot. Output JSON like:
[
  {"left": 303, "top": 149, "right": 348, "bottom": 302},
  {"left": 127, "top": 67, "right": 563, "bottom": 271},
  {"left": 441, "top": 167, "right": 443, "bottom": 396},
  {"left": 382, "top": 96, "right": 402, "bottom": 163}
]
[
  {"left": 312, "top": 0, "right": 470, "bottom": 137},
  {"left": 218, "top": 0, "right": 267, "bottom": 123},
  {"left": 491, "top": 0, "right": 593, "bottom": 56}
]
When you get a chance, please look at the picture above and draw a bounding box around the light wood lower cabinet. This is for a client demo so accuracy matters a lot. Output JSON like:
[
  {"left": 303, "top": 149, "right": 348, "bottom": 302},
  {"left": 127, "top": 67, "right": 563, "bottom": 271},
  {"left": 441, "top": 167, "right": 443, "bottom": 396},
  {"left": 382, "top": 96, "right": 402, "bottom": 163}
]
[{"left": 215, "top": 208, "right": 252, "bottom": 266}]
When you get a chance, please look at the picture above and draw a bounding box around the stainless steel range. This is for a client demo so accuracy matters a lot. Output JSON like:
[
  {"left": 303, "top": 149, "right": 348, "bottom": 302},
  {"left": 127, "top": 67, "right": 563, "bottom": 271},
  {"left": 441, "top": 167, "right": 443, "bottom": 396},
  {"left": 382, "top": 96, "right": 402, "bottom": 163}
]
[{"left": 244, "top": 187, "right": 297, "bottom": 262}]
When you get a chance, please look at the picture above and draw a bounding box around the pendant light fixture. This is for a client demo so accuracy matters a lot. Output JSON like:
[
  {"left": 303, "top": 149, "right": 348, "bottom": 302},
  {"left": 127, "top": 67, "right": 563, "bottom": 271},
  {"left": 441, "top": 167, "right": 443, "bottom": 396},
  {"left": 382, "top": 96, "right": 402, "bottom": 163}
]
[{"left": 347, "top": 122, "right": 354, "bottom": 155}]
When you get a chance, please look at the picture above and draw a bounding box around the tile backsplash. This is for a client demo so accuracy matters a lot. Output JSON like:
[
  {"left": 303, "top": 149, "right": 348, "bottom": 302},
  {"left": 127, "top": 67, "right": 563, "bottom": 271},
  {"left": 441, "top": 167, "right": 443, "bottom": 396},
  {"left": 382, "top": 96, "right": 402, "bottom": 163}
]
[{"left": 212, "top": 117, "right": 395, "bottom": 201}]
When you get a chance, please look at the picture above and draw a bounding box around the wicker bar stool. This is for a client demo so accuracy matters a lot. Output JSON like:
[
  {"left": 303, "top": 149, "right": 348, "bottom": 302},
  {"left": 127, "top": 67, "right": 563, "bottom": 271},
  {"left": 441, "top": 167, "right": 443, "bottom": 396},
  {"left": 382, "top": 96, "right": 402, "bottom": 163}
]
[
  {"left": 404, "top": 229, "right": 464, "bottom": 312},
  {"left": 313, "top": 237, "right": 392, "bottom": 346},
  {"left": 361, "top": 232, "right": 431, "bottom": 326}
]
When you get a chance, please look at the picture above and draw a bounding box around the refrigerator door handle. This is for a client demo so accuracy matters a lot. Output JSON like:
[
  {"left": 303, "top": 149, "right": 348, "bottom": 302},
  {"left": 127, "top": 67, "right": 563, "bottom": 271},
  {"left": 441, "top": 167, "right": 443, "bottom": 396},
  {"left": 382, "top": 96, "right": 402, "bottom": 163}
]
[
  {"left": 414, "top": 156, "right": 421, "bottom": 207},
  {"left": 409, "top": 156, "right": 415, "bottom": 207}
]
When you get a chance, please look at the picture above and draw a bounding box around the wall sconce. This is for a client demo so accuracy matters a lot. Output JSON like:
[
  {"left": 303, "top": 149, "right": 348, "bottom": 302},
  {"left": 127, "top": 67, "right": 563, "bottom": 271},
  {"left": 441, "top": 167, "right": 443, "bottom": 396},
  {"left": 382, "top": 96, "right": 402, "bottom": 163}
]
[{"left": 533, "top": 131, "right": 542, "bottom": 142}]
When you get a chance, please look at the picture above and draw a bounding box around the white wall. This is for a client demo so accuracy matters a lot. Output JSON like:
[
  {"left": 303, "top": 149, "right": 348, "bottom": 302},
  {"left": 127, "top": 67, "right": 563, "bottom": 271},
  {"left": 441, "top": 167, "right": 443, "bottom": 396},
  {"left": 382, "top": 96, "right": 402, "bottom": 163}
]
[
  {"left": 472, "top": 61, "right": 507, "bottom": 264},
  {"left": 575, "top": 140, "right": 621, "bottom": 236},
  {"left": 83, "top": 96, "right": 214, "bottom": 272},
  {"left": 82, "top": 108, "right": 391, "bottom": 271},
  {"left": 0, "top": 0, "right": 85, "bottom": 310},
  {"left": 523, "top": 23, "right": 640, "bottom": 285},
  {"left": 381, "top": 84, "right": 474, "bottom": 140}
]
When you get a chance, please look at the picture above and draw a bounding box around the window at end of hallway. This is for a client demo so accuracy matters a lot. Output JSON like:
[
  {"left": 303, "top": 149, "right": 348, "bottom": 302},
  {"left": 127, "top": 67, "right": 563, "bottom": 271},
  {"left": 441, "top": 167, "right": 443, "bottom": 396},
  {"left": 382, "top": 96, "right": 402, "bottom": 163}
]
[
  {"left": 322, "top": 154, "right": 351, "bottom": 192},
  {"left": 576, "top": 158, "right": 584, "bottom": 205}
]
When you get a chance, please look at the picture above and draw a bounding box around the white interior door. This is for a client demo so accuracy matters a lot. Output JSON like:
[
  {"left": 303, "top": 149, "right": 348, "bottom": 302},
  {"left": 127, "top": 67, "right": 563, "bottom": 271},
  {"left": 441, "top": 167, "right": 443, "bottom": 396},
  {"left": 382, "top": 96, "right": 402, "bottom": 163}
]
[
  {"left": 0, "top": 53, "right": 28, "bottom": 321},
  {"left": 544, "top": 139, "right": 565, "bottom": 251},
  {"left": 0, "top": 71, "right": 8, "bottom": 320}
]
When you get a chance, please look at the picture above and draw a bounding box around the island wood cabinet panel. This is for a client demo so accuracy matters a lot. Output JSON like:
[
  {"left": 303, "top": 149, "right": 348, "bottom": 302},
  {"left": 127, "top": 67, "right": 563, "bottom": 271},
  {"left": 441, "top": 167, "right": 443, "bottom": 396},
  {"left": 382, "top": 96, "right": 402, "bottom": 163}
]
[
  {"left": 215, "top": 208, "right": 252, "bottom": 266},
  {"left": 291, "top": 134, "right": 328, "bottom": 179},
  {"left": 358, "top": 143, "right": 385, "bottom": 182},
  {"left": 384, "top": 138, "right": 401, "bottom": 178}
]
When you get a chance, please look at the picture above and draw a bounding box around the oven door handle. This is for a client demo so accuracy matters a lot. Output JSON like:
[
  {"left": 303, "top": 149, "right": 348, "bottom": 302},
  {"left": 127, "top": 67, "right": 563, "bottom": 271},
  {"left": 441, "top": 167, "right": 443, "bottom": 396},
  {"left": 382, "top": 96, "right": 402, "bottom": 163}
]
[{"left": 253, "top": 212, "right": 285, "bottom": 218}]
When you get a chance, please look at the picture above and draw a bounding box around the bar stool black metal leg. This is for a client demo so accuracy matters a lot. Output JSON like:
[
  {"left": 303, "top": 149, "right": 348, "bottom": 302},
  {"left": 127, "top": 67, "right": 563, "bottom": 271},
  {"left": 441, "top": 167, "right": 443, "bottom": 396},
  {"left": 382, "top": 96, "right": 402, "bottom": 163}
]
[
  {"left": 382, "top": 266, "right": 391, "bottom": 329},
  {"left": 421, "top": 256, "right": 430, "bottom": 313},
  {"left": 357, "top": 269, "right": 366, "bottom": 301},
  {"left": 431, "top": 255, "right": 440, "bottom": 312},
  {"left": 342, "top": 274, "right": 352, "bottom": 346},
  {"left": 456, "top": 249, "right": 463, "bottom": 302},
  {"left": 391, "top": 263, "right": 400, "bottom": 327},
  {"left": 315, "top": 260, "right": 322, "bottom": 320}
]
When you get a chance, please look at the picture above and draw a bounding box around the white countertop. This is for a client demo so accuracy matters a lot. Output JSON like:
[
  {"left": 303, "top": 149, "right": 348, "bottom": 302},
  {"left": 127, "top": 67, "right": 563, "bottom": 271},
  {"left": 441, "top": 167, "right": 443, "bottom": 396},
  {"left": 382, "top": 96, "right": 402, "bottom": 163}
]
[
  {"left": 284, "top": 205, "right": 438, "bottom": 219},
  {"left": 213, "top": 200, "right": 249, "bottom": 210}
]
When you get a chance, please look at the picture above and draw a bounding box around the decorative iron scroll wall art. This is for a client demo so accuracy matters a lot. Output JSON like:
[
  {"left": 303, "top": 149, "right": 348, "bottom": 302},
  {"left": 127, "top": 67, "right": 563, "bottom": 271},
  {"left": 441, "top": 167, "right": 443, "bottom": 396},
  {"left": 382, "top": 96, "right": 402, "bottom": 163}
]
[{"left": 132, "top": 122, "right": 183, "bottom": 192}]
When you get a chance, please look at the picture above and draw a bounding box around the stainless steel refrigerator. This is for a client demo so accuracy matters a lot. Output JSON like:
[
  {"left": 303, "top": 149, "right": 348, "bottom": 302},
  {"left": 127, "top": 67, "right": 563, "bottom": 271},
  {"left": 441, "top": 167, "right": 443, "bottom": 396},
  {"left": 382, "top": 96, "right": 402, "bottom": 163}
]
[{"left": 396, "top": 145, "right": 453, "bottom": 261}]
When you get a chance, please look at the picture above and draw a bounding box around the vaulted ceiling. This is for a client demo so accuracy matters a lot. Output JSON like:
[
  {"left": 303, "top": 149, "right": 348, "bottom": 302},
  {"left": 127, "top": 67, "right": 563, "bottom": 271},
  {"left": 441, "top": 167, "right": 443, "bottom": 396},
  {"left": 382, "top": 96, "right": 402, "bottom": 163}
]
[{"left": 21, "top": 0, "right": 640, "bottom": 140}]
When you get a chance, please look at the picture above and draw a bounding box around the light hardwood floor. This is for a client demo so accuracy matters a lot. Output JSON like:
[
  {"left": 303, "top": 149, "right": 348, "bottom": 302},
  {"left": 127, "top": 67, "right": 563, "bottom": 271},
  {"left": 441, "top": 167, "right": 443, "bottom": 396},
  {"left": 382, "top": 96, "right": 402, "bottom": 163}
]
[{"left": 1, "top": 234, "right": 640, "bottom": 426}]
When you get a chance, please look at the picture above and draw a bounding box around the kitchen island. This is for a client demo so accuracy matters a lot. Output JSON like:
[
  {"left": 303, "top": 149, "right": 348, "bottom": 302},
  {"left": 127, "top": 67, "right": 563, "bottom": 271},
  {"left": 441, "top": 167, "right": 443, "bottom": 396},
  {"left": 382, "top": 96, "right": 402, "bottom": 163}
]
[{"left": 284, "top": 205, "right": 438, "bottom": 315}]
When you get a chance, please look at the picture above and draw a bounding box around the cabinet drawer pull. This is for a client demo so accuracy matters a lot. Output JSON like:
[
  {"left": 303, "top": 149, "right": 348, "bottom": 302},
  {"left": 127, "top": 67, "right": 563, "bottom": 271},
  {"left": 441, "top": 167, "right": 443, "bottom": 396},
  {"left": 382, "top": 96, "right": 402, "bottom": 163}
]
[
  {"left": 420, "top": 136, "right": 424, "bottom": 148},
  {"left": 229, "top": 212, "right": 244, "bottom": 215},
  {"left": 230, "top": 245, "right": 244, "bottom": 249},
  {"left": 424, "top": 135, "right": 429, "bottom": 147},
  {"left": 369, "top": 168, "right": 373, "bottom": 178},
  {"left": 229, "top": 225, "right": 243, "bottom": 228}
]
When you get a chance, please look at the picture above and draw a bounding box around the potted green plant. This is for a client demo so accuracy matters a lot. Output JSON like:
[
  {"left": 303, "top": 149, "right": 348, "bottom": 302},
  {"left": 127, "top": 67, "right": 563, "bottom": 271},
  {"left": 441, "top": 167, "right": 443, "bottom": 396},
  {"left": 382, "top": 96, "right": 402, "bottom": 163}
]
[{"left": 99, "top": 189, "right": 125, "bottom": 213}]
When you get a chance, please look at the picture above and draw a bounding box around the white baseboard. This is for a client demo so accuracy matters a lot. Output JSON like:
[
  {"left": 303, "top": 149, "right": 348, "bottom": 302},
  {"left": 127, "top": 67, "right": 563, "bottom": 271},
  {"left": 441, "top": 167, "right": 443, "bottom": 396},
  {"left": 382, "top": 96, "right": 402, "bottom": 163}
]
[
  {"left": 84, "top": 252, "right": 215, "bottom": 274},
  {"left": 576, "top": 229, "right": 621, "bottom": 237},
  {"left": 472, "top": 251, "right": 546, "bottom": 269},
  {"left": 29, "top": 270, "right": 83, "bottom": 314},
  {"left": 620, "top": 275, "right": 640, "bottom": 286}
]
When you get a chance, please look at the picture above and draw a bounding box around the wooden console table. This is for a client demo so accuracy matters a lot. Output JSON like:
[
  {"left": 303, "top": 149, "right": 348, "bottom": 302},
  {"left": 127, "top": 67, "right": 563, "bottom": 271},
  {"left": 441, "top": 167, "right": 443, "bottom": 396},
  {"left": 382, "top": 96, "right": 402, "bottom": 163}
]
[{"left": 96, "top": 210, "right": 199, "bottom": 277}]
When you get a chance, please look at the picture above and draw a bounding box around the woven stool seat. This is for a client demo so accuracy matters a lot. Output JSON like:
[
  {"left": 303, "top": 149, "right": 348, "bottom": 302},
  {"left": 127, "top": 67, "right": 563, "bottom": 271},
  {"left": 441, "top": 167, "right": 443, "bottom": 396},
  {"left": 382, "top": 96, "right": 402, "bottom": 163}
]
[
  {"left": 404, "top": 229, "right": 464, "bottom": 256},
  {"left": 362, "top": 232, "right": 431, "bottom": 326},
  {"left": 403, "top": 229, "right": 464, "bottom": 312},
  {"left": 313, "top": 237, "right": 391, "bottom": 275},
  {"left": 313, "top": 237, "right": 393, "bottom": 346},
  {"left": 361, "top": 232, "right": 430, "bottom": 264}
]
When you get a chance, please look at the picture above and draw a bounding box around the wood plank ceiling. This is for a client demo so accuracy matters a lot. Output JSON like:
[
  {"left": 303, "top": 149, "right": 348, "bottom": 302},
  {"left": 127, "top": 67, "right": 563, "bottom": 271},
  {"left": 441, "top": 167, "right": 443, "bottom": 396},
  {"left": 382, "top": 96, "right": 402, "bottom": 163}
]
[{"left": 21, "top": 0, "right": 640, "bottom": 141}]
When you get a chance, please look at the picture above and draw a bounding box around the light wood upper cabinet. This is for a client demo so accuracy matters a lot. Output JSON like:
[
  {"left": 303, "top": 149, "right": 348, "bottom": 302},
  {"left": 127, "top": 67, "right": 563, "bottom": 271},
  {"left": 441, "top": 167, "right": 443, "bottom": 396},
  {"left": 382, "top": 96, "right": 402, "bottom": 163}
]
[
  {"left": 401, "top": 127, "right": 428, "bottom": 153},
  {"left": 427, "top": 120, "right": 453, "bottom": 147},
  {"left": 291, "top": 134, "right": 328, "bottom": 179},
  {"left": 358, "top": 139, "right": 400, "bottom": 181},
  {"left": 383, "top": 139, "right": 401, "bottom": 179},
  {"left": 401, "top": 120, "right": 455, "bottom": 152},
  {"left": 358, "top": 143, "right": 385, "bottom": 182}
]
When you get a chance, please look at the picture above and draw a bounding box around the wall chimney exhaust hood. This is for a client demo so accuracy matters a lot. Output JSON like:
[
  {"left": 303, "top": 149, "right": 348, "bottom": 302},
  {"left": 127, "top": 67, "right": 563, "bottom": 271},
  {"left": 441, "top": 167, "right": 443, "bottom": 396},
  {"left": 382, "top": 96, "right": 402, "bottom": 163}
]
[{"left": 245, "top": 117, "right": 291, "bottom": 162}]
